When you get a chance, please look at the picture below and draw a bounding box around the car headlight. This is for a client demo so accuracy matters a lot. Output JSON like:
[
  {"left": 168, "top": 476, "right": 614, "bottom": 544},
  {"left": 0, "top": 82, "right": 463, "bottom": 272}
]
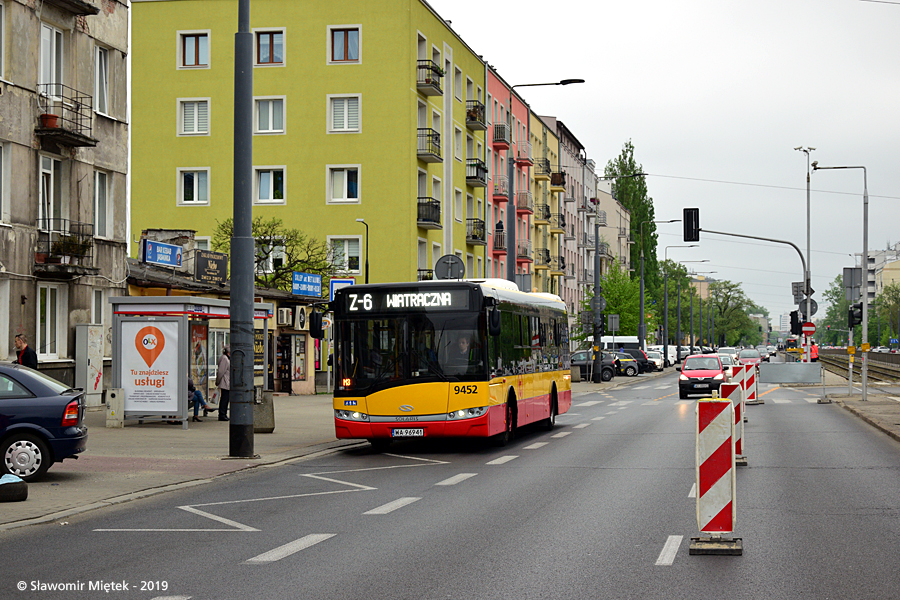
[
  {"left": 334, "top": 409, "right": 369, "bottom": 421},
  {"left": 714, "top": 373, "right": 724, "bottom": 380},
  {"left": 448, "top": 406, "right": 488, "bottom": 420},
  {"left": 679, "top": 374, "right": 688, "bottom": 381}
]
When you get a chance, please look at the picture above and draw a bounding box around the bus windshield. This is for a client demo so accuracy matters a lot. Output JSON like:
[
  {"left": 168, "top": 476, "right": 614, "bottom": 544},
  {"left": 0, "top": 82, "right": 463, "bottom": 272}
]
[{"left": 336, "top": 312, "right": 484, "bottom": 392}]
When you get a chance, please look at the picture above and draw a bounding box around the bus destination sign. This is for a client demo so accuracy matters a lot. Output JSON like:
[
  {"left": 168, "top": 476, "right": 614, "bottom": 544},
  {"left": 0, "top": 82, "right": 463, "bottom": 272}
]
[{"left": 345, "top": 289, "right": 468, "bottom": 312}]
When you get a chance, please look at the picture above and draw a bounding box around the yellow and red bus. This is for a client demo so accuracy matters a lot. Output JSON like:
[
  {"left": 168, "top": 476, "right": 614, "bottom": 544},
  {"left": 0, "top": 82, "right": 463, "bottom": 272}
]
[{"left": 332, "top": 279, "right": 571, "bottom": 447}]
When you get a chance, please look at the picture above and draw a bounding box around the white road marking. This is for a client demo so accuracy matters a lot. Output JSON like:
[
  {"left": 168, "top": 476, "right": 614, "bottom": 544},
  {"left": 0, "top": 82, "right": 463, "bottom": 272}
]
[
  {"left": 245, "top": 534, "right": 336, "bottom": 564},
  {"left": 551, "top": 431, "right": 571, "bottom": 438},
  {"left": 633, "top": 385, "right": 650, "bottom": 390},
  {"left": 151, "top": 597, "right": 192, "bottom": 600},
  {"left": 487, "top": 455, "right": 518, "bottom": 465},
  {"left": 689, "top": 483, "right": 696, "bottom": 498},
  {"left": 805, "top": 398, "right": 820, "bottom": 403},
  {"left": 364, "top": 497, "right": 421, "bottom": 515},
  {"left": 890, "top": 396, "right": 900, "bottom": 403},
  {"left": 524, "top": 442, "right": 549, "bottom": 450},
  {"left": 618, "top": 406, "right": 629, "bottom": 410},
  {"left": 591, "top": 416, "right": 606, "bottom": 421},
  {"left": 435, "top": 473, "right": 477, "bottom": 486},
  {"left": 772, "top": 399, "right": 793, "bottom": 404},
  {"left": 573, "top": 423, "right": 591, "bottom": 429},
  {"left": 609, "top": 401, "right": 634, "bottom": 406},
  {"left": 577, "top": 400, "right": 603, "bottom": 407},
  {"left": 654, "top": 385, "right": 671, "bottom": 390},
  {"left": 605, "top": 411, "right": 618, "bottom": 415},
  {"left": 676, "top": 400, "right": 692, "bottom": 405},
  {"left": 655, "top": 535, "right": 683, "bottom": 566}
]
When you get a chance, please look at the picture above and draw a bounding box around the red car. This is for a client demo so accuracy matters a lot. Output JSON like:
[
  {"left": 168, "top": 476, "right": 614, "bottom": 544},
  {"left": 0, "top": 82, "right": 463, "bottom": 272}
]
[
  {"left": 738, "top": 348, "right": 762, "bottom": 368},
  {"left": 678, "top": 354, "right": 725, "bottom": 399}
]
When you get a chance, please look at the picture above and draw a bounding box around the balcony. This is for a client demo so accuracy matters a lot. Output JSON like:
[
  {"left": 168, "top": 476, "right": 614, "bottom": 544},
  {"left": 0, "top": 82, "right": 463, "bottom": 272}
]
[
  {"left": 550, "top": 255, "right": 565, "bottom": 275},
  {"left": 597, "top": 210, "right": 608, "bottom": 226},
  {"left": 416, "top": 60, "right": 443, "bottom": 96},
  {"left": 417, "top": 269, "right": 434, "bottom": 281},
  {"left": 466, "top": 158, "right": 488, "bottom": 188},
  {"left": 563, "top": 194, "right": 575, "bottom": 204},
  {"left": 492, "top": 175, "right": 509, "bottom": 202},
  {"left": 550, "top": 212, "right": 566, "bottom": 234},
  {"left": 36, "top": 84, "right": 97, "bottom": 147},
  {"left": 533, "top": 158, "right": 551, "bottom": 181},
  {"left": 599, "top": 242, "right": 611, "bottom": 258},
  {"left": 516, "top": 239, "right": 533, "bottom": 263},
  {"left": 578, "top": 232, "right": 595, "bottom": 248},
  {"left": 465, "top": 100, "right": 487, "bottom": 131},
  {"left": 618, "top": 227, "right": 627, "bottom": 238},
  {"left": 516, "top": 190, "right": 533, "bottom": 214},
  {"left": 534, "top": 248, "right": 551, "bottom": 270},
  {"left": 492, "top": 122, "right": 510, "bottom": 149},
  {"left": 564, "top": 226, "right": 576, "bottom": 242},
  {"left": 515, "top": 141, "right": 533, "bottom": 166},
  {"left": 417, "top": 197, "right": 442, "bottom": 229},
  {"left": 533, "top": 204, "right": 550, "bottom": 225},
  {"left": 492, "top": 230, "right": 507, "bottom": 255},
  {"left": 550, "top": 171, "right": 566, "bottom": 192},
  {"left": 577, "top": 200, "right": 589, "bottom": 213},
  {"left": 564, "top": 264, "right": 576, "bottom": 280},
  {"left": 34, "top": 218, "right": 97, "bottom": 277},
  {"left": 417, "top": 128, "right": 442, "bottom": 163},
  {"left": 466, "top": 218, "right": 487, "bottom": 246},
  {"left": 579, "top": 269, "right": 594, "bottom": 284},
  {"left": 46, "top": 0, "right": 100, "bottom": 15}
]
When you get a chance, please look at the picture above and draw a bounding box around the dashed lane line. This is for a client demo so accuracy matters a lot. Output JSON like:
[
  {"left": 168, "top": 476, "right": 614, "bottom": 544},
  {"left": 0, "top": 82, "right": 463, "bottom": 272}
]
[
  {"left": 245, "top": 534, "right": 336, "bottom": 564},
  {"left": 551, "top": 431, "right": 572, "bottom": 438},
  {"left": 364, "top": 497, "right": 421, "bottom": 515},
  {"left": 573, "top": 423, "right": 591, "bottom": 429},
  {"left": 524, "top": 442, "right": 549, "bottom": 450},
  {"left": 655, "top": 535, "right": 683, "bottom": 566},
  {"left": 435, "top": 473, "right": 478, "bottom": 486},
  {"left": 486, "top": 455, "right": 518, "bottom": 465}
]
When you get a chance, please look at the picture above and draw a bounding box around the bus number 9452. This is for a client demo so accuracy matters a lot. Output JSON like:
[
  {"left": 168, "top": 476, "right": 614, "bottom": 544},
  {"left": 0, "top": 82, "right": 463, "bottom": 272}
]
[{"left": 454, "top": 385, "right": 478, "bottom": 394}]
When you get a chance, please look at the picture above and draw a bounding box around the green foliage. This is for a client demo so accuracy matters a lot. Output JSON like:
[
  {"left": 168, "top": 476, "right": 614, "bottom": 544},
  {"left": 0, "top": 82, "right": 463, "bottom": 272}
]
[
  {"left": 571, "top": 260, "right": 641, "bottom": 347},
  {"left": 707, "top": 280, "right": 760, "bottom": 346}
]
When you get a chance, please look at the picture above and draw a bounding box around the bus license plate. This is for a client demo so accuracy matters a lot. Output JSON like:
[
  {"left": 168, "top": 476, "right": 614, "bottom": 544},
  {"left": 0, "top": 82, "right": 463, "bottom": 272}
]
[
  {"left": 694, "top": 383, "right": 709, "bottom": 389},
  {"left": 392, "top": 428, "right": 424, "bottom": 437}
]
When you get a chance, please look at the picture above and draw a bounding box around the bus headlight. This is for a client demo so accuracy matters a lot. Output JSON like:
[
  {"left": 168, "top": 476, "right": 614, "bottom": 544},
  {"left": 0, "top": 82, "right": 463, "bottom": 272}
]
[
  {"left": 335, "top": 409, "right": 370, "bottom": 422},
  {"left": 447, "top": 406, "right": 488, "bottom": 420}
]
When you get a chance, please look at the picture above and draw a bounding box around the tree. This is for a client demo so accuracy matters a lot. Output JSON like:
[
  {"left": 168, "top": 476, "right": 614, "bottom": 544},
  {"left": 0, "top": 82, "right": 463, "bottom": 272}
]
[
  {"left": 707, "top": 280, "right": 758, "bottom": 346},
  {"left": 212, "top": 216, "right": 339, "bottom": 293},
  {"left": 819, "top": 275, "right": 850, "bottom": 345},
  {"left": 571, "top": 260, "right": 641, "bottom": 347}
]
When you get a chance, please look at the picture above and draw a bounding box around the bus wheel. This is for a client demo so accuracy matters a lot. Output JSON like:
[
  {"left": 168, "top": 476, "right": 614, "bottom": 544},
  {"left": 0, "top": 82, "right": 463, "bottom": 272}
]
[
  {"left": 541, "top": 396, "right": 557, "bottom": 431},
  {"left": 368, "top": 438, "right": 391, "bottom": 452},
  {"left": 493, "top": 400, "right": 516, "bottom": 446}
]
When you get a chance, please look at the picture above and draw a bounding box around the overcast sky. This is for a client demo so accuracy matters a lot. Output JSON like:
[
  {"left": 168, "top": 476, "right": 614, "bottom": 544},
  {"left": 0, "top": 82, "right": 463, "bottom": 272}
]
[{"left": 427, "top": 0, "right": 900, "bottom": 323}]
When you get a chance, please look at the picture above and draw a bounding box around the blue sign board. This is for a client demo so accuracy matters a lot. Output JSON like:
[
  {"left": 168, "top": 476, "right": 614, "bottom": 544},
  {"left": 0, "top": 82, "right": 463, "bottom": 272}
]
[
  {"left": 142, "top": 239, "right": 183, "bottom": 268},
  {"left": 292, "top": 272, "right": 322, "bottom": 297},
  {"left": 330, "top": 278, "right": 355, "bottom": 301}
]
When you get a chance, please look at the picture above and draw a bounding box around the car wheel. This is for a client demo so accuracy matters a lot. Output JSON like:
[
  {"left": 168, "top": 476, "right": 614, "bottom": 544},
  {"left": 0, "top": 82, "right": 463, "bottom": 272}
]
[
  {"left": 601, "top": 368, "right": 613, "bottom": 382},
  {"left": 625, "top": 365, "right": 638, "bottom": 377},
  {"left": 1, "top": 433, "right": 51, "bottom": 482}
]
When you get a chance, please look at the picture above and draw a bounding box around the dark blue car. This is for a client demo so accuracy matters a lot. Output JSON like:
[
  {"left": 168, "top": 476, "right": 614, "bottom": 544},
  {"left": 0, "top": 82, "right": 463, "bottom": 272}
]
[{"left": 0, "top": 364, "right": 88, "bottom": 482}]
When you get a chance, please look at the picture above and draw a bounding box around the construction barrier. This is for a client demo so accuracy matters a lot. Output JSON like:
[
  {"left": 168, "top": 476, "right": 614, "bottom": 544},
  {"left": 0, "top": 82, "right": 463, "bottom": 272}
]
[
  {"left": 721, "top": 382, "right": 746, "bottom": 466},
  {"left": 743, "top": 363, "right": 762, "bottom": 405},
  {"left": 691, "top": 397, "right": 742, "bottom": 555}
]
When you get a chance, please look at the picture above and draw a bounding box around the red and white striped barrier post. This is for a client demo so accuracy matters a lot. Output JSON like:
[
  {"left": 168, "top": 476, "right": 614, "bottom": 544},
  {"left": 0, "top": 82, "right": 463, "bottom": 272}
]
[
  {"left": 721, "top": 382, "right": 747, "bottom": 466},
  {"left": 691, "top": 396, "right": 742, "bottom": 555},
  {"left": 743, "top": 362, "right": 762, "bottom": 405}
]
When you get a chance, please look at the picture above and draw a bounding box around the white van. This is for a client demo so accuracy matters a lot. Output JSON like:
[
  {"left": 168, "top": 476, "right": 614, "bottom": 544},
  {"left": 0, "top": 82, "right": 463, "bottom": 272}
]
[
  {"left": 597, "top": 336, "right": 640, "bottom": 351},
  {"left": 647, "top": 345, "right": 676, "bottom": 368}
]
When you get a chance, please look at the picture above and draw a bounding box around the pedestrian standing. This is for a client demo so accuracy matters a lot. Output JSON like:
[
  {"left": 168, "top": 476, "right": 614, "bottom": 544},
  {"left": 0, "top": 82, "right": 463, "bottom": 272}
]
[
  {"left": 14, "top": 334, "right": 38, "bottom": 369},
  {"left": 215, "top": 346, "right": 230, "bottom": 421}
]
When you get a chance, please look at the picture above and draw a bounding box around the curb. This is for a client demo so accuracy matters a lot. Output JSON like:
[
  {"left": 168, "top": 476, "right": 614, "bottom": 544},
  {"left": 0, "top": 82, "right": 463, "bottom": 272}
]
[{"left": 835, "top": 399, "right": 900, "bottom": 445}]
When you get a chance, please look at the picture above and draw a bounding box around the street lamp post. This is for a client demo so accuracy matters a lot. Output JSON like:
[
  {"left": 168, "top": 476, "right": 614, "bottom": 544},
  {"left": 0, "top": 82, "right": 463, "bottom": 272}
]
[
  {"left": 505, "top": 79, "right": 584, "bottom": 286},
  {"left": 639, "top": 219, "right": 680, "bottom": 351},
  {"left": 355, "top": 218, "right": 369, "bottom": 284},
  {"left": 795, "top": 146, "right": 815, "bottom": 362},
  {"left": 812, "top": 162, "right": 869, "bottom": 400},
  {"left": 663, "top": 245, "right": 698, "bottom": 367}
]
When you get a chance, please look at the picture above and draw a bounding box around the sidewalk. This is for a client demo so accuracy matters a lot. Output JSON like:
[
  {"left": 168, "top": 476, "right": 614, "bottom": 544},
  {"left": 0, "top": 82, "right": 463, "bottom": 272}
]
[{"left": 2, "top": 368, "right": 898, "bottom": 532}]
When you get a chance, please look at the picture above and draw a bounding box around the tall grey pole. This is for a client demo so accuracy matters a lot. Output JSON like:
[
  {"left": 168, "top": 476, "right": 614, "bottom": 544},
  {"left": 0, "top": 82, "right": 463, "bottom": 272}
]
[
  {"left": 699, "top": 294, "right": 703, "bottom": 347},
  {"left": 690, "top": 288, "right": 694, "bottom": 351},
  {"left": 230, "top": 0, "right": 255, "bottom": 457},
  {"left": 639, "top": 252, "right": 645, "bottom": 350},
  {"left": 676, "top": 279, "right": 682, "bottom": 363},
  {"left": 796, "top": 147, "right": 814, "bottom": 362},
  {"left": 663, "top": 268, "right": 668, "bottom": 366}
]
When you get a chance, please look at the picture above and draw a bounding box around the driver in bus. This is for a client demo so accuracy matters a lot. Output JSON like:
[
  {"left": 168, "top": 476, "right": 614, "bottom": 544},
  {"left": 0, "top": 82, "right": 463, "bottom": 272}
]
[{"left": 448, "top": 334, "right": 479, "bottom": 374}]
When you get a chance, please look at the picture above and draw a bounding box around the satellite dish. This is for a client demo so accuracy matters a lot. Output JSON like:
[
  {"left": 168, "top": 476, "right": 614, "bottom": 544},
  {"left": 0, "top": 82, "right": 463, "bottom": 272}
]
[{"left": 434, "top": 254, "right": 466, "bottom": 280}]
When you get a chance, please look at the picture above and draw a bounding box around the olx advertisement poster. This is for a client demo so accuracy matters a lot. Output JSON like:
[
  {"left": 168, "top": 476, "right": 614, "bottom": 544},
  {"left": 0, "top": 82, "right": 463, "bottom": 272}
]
[{"left": 122, "top": 321, "right": 179, "bottom": 412}]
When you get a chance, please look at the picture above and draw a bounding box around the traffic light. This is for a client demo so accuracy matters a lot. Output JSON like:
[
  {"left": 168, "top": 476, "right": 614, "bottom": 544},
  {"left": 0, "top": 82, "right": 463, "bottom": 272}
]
[
  {"left": 790, "top": 310, "right": 800, "bottom": 335},
  {"left": 848, "top": 301, "right": 863, "bottom": 328},
  {"left": 683, "top": 207, "right": 700, "bottom": 242}
]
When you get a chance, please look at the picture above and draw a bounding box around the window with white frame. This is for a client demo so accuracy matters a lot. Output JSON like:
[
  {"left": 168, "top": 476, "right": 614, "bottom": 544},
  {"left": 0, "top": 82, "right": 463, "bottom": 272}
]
[
  {"left": 94, "top": 170, "right": 109, "bottom": 238},
  {"left": 455, "top": 189, "right": 463, "bottom": 223},
  {"left": 328, "top": 26, "right": 360, "bottom": 63},
  {"left": 92, "top": 288, "right": 105, "bottom": 327},
  {"left": 329, "top": 237, "right": 360, "bottom": 272},
  {"left": 255, "top": 167, "right": 285, "bottom": 204},
  {"left": 454, "top": 67, "right": 462, "bottom": 101},
  {"left": 178, "top": 31, "right": 209, "bottom": 68},
  {"left": 256, "top": 241, "right": 285, "bottom": 273},
  {"left": 328, "top": 95, "right": 360, "bottom": 133},
  {"left": 179, "top": 99, "right": 209, "bottom": 135},
  {"left": 95, "top": 46, "right": 109, "bottom": 115},
  {"left": 37, "top": 283, "right": 60, "bottom": 358},
  {"left": 454, "top": 127, "right": 462, "bottom": 161},
  {"left": 255, "top": 29, "right": 284, "bottom": 66},
  {"left": 40, "top": 23, "right": 63, "bottom": 87},
  {"left": 327, "top": 165, "right": 359, "bottom": 203},
  {"left": 39, "top": 155, "right": 62, "bottom": 227},
  {"left": 195, "top": 236, "right": 211, "bottom": 251},
  {"left": 255, "top": 97, "right": 284, "bottom": 133},
  {"left": 177, "top": 167, "right": 209, "bottom": 205}
]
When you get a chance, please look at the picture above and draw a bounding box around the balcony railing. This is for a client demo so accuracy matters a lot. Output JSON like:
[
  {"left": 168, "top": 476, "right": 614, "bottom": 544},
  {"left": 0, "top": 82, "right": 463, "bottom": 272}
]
[
  {"left": 465, "top": 100, "right": 487, "bottom": 131},
  {"left": 416, "top": 60, "right": 443, "bottom": 96},
  {"left": 492, "top": 122, "right": 510, "bottom": 147},
  {"left": 564, "top": 226, "right": 576, "bottom": 241},
  {"left": 550, "top": 255, "right": 565, "bottom": 273},
  {"left": 534, "top": 248, "right": 551, "bottom": 269},
  {"left": 516, "top": 190, "right": 533, "bottom": 214},
  {"left": 533, "top": 158, "right": 551, "bottom": 180},
  {"left": 578, "top": 232, "right": 595, "bottom": 248},
  {"left": 492, "top": 230, "right": 507, "bottom": 253},
  {"left": 417, "top": 128, "right": 442, "bottom": 162},
  {"left": 466, "top": 158, "right": 487, "bottom": 187},
  {"left": 550, "top": 171, "right": 566, "bottom": 189},
  {"left": 466, "top": 218, "right": 487, "bottom": 246},
  {"left": 492, "top": 175, "right": 509, "bottom": 200},
  {"left": 534, "top": 204, "right": 551, "bottom": 224},
  {"left": 597, "top": 210, "right": 608, "bottom": 226},
  {"left": 35, "top": 218, "right": 94, "bottom": 267},
  {"left": 36, "top": 83, "right": 97, "bottom": 147},
  {"left": 45, "top": 0, "right": 100, "bottom": 15},
  {"left": 516, "top": 239, "right": 532, "bottom": 261},
  {"left": 564, "top": 264, "right": 577, "bottom": 279},
  {"left": 417, "top": 269, "right": 434, "bottom": 281},
  {"left": 550, "top": 212, "right": 566, "bottom": 232},
  {"left": 515, "top": 141, "right": 533, "bottom": 165},
  {"left": 618, "top": 227, "right": 627, "bottom": 238},
  {"left": 417, "top": 197, "right": 442, "bottom": 229}
]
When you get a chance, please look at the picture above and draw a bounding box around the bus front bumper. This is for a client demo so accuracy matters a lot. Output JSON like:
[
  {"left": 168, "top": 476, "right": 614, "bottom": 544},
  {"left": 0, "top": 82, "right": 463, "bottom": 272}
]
[{"left": 335, "top": 406, "right": 503, "bottom": 440}]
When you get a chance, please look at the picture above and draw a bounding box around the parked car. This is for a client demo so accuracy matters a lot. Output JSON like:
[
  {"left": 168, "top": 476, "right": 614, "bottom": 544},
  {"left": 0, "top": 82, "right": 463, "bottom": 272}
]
[
  {"left": 570, "top": 350, "right": 616, "bottom": 382},
  {"left": 0, "top": 364, "right": 88, "bottom": 482},
  {"left": 621, "top": 348, "right": 652, "bottom": 373},
  {"left": 647, "top": 344, "right": 676, "bottom": 368},
  {"left": 677, "top": 346, "right": 692, "bottom": 361},
  {"left": 612, "top": 352, "right": 640, "bottom": 377},
  {"left": 677, "top": 354, "right": 725, "bottom": 399},
  {"left": 738, "top": 348, "right": 763, "bottom": 368},
  {"left": 645, "top": 350, "right": 664, "bottom": 371},
  {"left": 718, "top": 354, "right": 737, "bottom": 379}
]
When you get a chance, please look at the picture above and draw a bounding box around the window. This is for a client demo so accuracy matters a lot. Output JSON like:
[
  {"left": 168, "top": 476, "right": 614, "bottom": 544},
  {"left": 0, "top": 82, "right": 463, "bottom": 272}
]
[
  {"left": 40, "top": 24, "right": 63, "bottom": 87},
  {"left": 255, "top": 97, "right": 284, "bottom": 133},
  {"left": 95, "top": 46, "right": 109, "bottom": 115},
  {"left": 327, "top": 166, "right": 359, "bottom": 203},
  {"left": 39, "top": 156, "right": 62, "bottom": 227},
  {"left": 454, "top": 68, "right": 462, "bottom": 101},
  {"left": 179, "top": 31, "right": 209, "bottom": 68},
  {"left": 256, "top": 242, "right": 285, "bottom": 273},
  {"left": 255, "top": 167, "right": 285, "bottom": 204},
  {"left": 0, "top": 374, "right": 31, "bottom": 399},
  {"left": 179, "top": 99, "right": 209, "bottom": 135},
  {"left": 94, "top": 170, "right": 108, "bottom": 238},
  {"left": 255, "top": 30, "right": 283, "bottom": 65},
  {"left": 195, "top": 236, "right": 211, "bottom": 251},
  {"left": 328, "top": 95, "right": 360, "bottom": 133},
  {"left": 37, "top": 284, "right": 60, "bottom": 359},
  {"left": 92, "top": 288, "right": 105, "bottom": 327},
  {"left": 177, "top": 168, "right": 209, "bottom": 205},
  {"left": 455, "top": 189, "right": 463, "bottom": 223},
  {"left": 454, "top": 128, "right": 462, "bottom": 161},
  {"left": 329, "top": 26, "right": 359, "bottom": 62},
  {"left": 329, "top": 237, "right": 360, "bottom": 272}
]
